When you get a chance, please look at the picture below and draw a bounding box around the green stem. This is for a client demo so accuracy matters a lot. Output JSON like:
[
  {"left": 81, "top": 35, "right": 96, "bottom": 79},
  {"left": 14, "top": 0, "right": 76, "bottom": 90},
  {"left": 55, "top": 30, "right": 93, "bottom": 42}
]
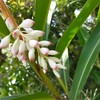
[
  {"left": 30, "top": 62, "right": 61, "bottom": 100},
  {"left": 58, "top": 78, "right": 69, "bottom": 97},
  {"left": 29, "top": 62, "right": 42, "bottom": 79}
]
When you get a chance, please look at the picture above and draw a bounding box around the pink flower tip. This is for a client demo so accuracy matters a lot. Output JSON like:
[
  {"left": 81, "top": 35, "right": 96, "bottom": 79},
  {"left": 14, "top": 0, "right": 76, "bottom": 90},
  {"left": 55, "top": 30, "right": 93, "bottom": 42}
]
[
  {"left": 0, "top": 44, "right": 2, "bottom": 49},
  {"left": 40, "top": 48, "right": 49, "bottom": 55},
  {"left": 6, "top": 18, "right": 14, "bottom": 32},
  {"left": 53, "top": 66, "right": 58, "bottom": 70},
  {"left": 30, "top": 58, "right": 34, "bottom": 62},
  {"left": 12, "top": 29, "right": 20, "bottom": 38},
  {"left": 42, "top": 32, "right": 45, "bottom": 35}
]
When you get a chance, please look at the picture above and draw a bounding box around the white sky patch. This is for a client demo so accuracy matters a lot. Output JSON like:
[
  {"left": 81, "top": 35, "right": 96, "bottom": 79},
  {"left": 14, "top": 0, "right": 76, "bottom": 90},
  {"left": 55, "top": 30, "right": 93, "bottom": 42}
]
[
  {"left": 74, "top": 9, "right": 95, "bottom": 30},
  {"left": 74, "top": 9, "right": 80, "bottom": 17},
  {"left": 74, "top": 9, "right": 94, "bottom": 23}
]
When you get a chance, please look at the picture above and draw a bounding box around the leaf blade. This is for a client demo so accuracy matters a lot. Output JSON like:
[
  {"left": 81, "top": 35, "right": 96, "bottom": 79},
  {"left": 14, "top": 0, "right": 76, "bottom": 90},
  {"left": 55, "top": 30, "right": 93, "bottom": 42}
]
[
  {"left": 34, "top": 0, "right": 51, "bottom": 31},
  {"left": 69, "top": 22, "right": 100, "bottom": 100},
  {"left": 0, "top": 93, "right": 54, "bottom": 100},
  {"left": 56, "top": 0, "right": 100, "bottom": 58},
  {"left": 0, "top": 16, "right": 10, "bottom": 37}
]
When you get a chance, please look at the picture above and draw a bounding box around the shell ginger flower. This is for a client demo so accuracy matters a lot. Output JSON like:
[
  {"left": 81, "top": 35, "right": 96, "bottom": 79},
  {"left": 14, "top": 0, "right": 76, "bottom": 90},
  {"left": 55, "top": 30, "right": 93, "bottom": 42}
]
[{"left": 0, "top": 18, "right": 66, "bottom": 78}]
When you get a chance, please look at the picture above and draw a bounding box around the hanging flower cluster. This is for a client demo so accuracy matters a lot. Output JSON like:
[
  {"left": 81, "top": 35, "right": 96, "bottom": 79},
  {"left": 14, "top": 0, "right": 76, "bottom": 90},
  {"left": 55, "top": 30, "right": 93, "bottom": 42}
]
[{"left": 0, "top": 18, "right": 66, "bottom": 78}]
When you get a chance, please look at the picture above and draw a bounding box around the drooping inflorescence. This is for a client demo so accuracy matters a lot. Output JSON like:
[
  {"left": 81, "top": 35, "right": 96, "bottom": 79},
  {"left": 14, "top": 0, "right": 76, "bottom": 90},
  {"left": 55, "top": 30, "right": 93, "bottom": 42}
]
[{"left": 0, "top": 18, "right": 66, "bottom": 78}]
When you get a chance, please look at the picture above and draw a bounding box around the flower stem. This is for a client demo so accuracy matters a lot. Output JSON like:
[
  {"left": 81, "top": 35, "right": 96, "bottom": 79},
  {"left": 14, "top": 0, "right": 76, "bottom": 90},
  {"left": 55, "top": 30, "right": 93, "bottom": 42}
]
[
  {"left": 30, "top": 62, "right": 62, "bottom": 100},
  {"left": 57, "top": 78, "right": 69, "bottom": 97}
]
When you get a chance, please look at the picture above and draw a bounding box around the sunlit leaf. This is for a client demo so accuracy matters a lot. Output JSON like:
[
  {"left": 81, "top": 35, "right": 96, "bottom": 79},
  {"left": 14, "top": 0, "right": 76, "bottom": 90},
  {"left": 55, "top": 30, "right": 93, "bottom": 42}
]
[
  {"left": 34, "top": 0, "right": 51, "bottom": 31},
  {"left": 0, "top": 93, "right": 54, "bottom": 100},
  {"left": 56, "top": 0, "right": 100, "bottom": 58},
  {"left": 0, "top": 16, "right": 10, "bottom": 37}
]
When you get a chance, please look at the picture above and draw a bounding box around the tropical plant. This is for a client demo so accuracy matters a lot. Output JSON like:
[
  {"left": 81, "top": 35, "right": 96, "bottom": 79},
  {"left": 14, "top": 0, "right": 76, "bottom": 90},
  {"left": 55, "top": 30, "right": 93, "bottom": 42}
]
[{"left": 0, "top": 0, "right": 100, "bottom": 100}]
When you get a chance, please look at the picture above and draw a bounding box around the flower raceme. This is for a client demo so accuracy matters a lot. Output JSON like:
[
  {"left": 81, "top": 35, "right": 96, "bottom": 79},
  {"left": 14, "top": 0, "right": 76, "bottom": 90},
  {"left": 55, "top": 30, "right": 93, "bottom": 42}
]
[{"left": 0, "top": 18, "right": 66, "bottom": 78}]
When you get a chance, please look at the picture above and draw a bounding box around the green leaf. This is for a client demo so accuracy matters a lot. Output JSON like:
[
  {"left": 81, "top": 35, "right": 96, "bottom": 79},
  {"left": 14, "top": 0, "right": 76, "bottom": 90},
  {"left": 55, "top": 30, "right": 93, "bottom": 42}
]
[
  {"left": 34, "top": 0, "right": 51, "bottom": 31},
  {"left": 0, "top": 16, "right": 10, "bottom": 37},
  {"left": 69, "top": 22, "right": 100, "bottom": 100},
  {"left": 97, "top": 6, "right": 100, "bottom": 23},
  {"left": 90, "top": 68, "right": 100, "bottom": 86},
  {"left": 0, "top": 93, "right": 54, "bottom": 100},
  {"left": 77, "top": 27, "right": 90, "bottom": 45},
  {"left": 56, "top": 0, "right": 100, "bottom": 58},
  {"left": 0, "top": 95, "right": 22, "bottom": 100}
]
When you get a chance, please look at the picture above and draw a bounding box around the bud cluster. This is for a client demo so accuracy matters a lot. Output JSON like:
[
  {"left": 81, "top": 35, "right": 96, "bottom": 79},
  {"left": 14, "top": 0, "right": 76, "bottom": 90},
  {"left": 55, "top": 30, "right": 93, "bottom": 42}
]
[{"left": 0, "top": 18, "right": 66, "bottom": 78}]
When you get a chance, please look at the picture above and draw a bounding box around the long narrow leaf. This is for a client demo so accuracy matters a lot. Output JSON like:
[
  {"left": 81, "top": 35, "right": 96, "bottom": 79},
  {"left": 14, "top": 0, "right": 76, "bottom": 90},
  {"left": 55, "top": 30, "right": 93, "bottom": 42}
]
[
  {"left": 0, "top": 93, "right": 54, "bottom": 100},
  {"left": 56, "top": 0, "right": 100, "bottom": 58},
  {"left": 34, "top": 0, "right": 51, "bottom": 31},
  {"left": 0, "top": 16, "right": 10, "bottom": 37},
  {"left": 90, "top": 68, "right": 100, "bottom": 86},
  {"left": 77, "top": 27, "right": 90, "bottom": 45},
  {"left": 97, "top": 6, "right": 100, "bottom": 23},
  {"left": 69, "top": 22, "right": 100, "bottom": 100}
]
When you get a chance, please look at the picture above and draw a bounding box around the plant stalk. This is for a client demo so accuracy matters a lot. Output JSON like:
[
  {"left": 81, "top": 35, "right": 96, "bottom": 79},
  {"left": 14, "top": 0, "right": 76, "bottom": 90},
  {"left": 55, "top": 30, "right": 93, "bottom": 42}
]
[
  {"left": 31, "top": 63, "right": 62, "bottom": 100},
  {"left": 0, "top": 0, "right": 18, "bottom": 28},
  {"left": 58, "top": 78, "right": 69, "bottom": 97}
]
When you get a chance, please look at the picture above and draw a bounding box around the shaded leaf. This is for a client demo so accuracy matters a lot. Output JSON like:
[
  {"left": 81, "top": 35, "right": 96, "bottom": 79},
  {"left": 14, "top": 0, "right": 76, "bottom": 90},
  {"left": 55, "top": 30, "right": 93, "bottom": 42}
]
[
  {"left": 77, "top": 27, "right": 90, "bottom": 45},
  {"left": 90, "top": 68, "right": 100, "bottom": 86},
  {"left": 69, "top": 22, "right": 100, "bottom": 100}
]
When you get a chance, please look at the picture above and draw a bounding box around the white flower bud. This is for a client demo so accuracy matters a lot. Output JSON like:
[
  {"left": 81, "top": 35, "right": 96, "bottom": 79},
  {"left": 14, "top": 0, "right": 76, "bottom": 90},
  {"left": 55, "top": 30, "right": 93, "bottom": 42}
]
[
  {"left": 28, "top": 48, "right": 35, "bottom": 62},
  {"left": 11, "top": 38, "right": 19, "bottom": 56},
  {"left": 17, "top": 53, "right": 23, "bottom": 61},
  {"left": 0, "top": 35, "right": 10, "bottom": 48},
  {"left": 56, "top": 64, "right": 66, "bottom": 69},
  {"left": 5, "top": 18, "right": 14, "bottom": 32},
  {"left": 38, "top": 41, "right": 51, "bottom": 46},
  {"left": 53, "top": 70, "right": 60, "bottom": 78},
  {"left": 19, "top": 19, "right": 35, "bottom": 28},
  {"left": 38, "top": 56, "right": 41, "bottom": 66},
  {"left": 22, "top": 59, "right": 27, "bottom": 67},
  {"left": 26, "top": 40, "right": 32, "bottom": 50},
  {"left": 24, "top": 28, "right": 33, "bottom": 33},
  {"left": 12, "top": 29, "right": 20, "bottom": 38},
  {"left": 28, "top": 30, "right": 44, "bottom": 38},
  {"left": 29, "top": 40, "right": 38, "bottom": 47},
  {"left": 38, "top": 56, "right": 48, "bottom": 71},
  {"left": 19, "top": 41, "right": 26, "bottom": 55},
  {"left": 40, "top": 47, "right": 49, "bottom": 55},
  {"left": 48, "top": 58, "right": 57, "bottom": 70},
  {"left": 48, "top": 57, "right": 61, "bottom": 62},
  {"left": 25, "top": 34, "right": 38, "bottom": 40},
  {"left": 48, "top": 50, "right": 59, "bottom": 55}
]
